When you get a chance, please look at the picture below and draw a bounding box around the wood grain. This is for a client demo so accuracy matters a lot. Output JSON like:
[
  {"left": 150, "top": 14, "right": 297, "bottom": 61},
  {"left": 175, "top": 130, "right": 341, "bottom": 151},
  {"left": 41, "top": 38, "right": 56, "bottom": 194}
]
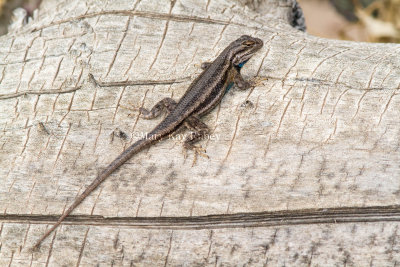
[{"left": 1, "top": 0, "right": 400, "bottom": 265}]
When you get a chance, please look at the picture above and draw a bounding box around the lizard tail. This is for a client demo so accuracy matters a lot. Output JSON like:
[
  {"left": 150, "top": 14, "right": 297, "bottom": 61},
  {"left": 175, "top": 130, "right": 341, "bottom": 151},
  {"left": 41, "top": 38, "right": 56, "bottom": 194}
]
[{"left": 32, "top": 137, "right": 154, "bottom": 250}]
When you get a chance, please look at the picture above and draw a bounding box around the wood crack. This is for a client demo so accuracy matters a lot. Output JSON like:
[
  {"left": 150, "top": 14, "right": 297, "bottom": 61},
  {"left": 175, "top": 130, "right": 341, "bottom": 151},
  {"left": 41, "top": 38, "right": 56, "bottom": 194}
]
[
  {"left": 28, "top": 10, "right": 232, "bottom": 34},
  {"left": 0, "top": 77, "right": 190, "bottom": 100},
  {"left": 4, "top": 205, "right": 400, "bottom": 229},
  {"left": 0, "top": 86, "right": 81, "bottom": 100}
]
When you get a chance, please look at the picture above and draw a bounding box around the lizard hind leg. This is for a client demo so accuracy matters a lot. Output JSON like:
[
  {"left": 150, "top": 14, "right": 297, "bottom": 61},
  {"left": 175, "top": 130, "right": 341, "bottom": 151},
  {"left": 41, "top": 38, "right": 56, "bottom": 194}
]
[
  {"left": 139, "top": 97, "right": 177, "bottom": 119},
  {"left": 183, "top": 116, "right": 210, "bottom": 166}
]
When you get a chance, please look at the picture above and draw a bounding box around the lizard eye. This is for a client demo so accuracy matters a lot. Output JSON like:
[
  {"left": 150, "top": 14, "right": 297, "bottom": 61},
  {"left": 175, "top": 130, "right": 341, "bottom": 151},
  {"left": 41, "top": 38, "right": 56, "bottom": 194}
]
[{"left": 242, "top": 40, "right": 255, "bottom": 46}]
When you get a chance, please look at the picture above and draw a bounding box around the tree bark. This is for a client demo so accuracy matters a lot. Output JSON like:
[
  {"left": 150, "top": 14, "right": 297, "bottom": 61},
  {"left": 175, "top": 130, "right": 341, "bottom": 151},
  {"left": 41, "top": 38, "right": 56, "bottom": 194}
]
[{"left": 1, "top": 0, "right": 400, "bottom": 265}]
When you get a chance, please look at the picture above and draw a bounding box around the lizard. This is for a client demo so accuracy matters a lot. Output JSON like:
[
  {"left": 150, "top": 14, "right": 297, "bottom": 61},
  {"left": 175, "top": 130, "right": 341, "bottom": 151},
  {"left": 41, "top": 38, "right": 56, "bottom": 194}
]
[{"left": 32, "top": 35, "right": 263, "bottom": 250}]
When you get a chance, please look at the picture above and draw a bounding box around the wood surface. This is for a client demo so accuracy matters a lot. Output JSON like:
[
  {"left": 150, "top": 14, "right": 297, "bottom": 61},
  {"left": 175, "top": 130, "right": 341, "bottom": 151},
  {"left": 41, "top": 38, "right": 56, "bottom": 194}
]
[{"left": 1, "top": 0, "right": 400, "bottom": 265}]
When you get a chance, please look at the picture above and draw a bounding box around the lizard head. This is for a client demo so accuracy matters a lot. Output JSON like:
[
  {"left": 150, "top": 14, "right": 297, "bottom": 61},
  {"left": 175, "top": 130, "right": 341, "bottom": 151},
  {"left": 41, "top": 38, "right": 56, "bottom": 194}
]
[{"left": 229, "top": 35, "right": 263, "bottom": 67}]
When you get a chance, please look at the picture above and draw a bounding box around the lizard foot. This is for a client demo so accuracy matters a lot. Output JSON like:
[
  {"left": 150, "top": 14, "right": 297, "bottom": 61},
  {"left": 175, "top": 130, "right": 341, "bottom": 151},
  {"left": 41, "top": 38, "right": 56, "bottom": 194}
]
[
  {"left": 183, "top": 144, "right": 209, "bottom": 166},
  {"left": 249, "top": 76, "right": 267, "bottom": 88},
  {"left": 118, "top": 101, "right": 141, "bottom": 117}
]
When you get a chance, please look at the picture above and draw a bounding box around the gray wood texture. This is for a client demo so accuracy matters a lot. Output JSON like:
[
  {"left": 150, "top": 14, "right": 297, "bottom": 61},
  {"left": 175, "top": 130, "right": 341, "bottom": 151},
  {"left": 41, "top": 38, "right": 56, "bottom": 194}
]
[{"left": 1, "top": 0, "right": 400, "bottom": 265}]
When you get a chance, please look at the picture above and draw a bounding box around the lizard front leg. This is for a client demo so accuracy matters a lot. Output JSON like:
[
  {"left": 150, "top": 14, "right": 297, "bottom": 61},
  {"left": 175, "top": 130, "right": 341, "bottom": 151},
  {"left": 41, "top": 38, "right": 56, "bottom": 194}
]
[
  {"left": 234, "top": 70, "right": 251, "bottom": 90},
  {"left": 233, "top": 68, "right": 265, "bottom": 90},
  {"left": 139, "top": 97, "right": 177, "bottom": 119},
  {"left": 183, "top": 116, "right": 210, "bottom": 165}
]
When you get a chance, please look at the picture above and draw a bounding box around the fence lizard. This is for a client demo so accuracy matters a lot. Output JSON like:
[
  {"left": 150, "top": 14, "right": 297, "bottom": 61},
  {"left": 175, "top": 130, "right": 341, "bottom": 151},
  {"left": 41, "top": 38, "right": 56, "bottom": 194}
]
[{"left": 32, "top": 35, "right": 263, "bottom": 249}]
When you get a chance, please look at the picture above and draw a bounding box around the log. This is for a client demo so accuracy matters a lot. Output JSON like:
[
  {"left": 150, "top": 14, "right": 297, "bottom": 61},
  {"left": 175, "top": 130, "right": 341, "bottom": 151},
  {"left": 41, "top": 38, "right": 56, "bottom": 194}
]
[{"left": 1, "top": 0, "right": 399, "bottom": 265}]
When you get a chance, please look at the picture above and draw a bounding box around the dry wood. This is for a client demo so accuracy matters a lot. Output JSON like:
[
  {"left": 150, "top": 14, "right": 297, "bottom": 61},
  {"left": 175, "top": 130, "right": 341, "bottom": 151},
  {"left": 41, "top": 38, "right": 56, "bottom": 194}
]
[{"left": 1, "top": 0, "right": 400, "bottom": 265}]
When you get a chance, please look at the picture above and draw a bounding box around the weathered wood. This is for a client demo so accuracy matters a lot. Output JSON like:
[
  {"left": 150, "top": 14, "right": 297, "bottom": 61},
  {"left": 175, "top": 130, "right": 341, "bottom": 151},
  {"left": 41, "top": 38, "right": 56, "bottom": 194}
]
[{"left": 1, "top": 0, "right": 400, "bottom": 265}]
